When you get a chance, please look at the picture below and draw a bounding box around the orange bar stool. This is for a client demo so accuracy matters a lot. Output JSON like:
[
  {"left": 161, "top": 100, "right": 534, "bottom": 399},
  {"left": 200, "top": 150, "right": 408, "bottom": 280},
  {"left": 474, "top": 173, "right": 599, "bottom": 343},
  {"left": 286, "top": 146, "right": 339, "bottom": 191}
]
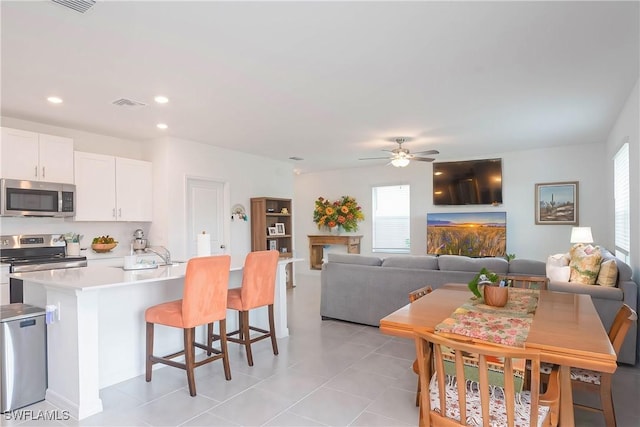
[
  {"left": 145, "top": 255, "right": 231, "bottom": 396},
  {"left": 222, "top": 250, "right": 279, "bottom": 366}
]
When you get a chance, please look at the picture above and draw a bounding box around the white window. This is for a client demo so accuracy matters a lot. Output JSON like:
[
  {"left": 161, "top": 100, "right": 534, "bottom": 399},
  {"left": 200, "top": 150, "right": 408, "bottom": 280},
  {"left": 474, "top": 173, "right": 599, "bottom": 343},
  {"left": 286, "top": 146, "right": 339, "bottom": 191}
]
[
  {"left": 614, "top": 142, "right": 630, "bottom": 263},
  {"left": 372, "top": 185, "right": 410, "bottom": 253}
]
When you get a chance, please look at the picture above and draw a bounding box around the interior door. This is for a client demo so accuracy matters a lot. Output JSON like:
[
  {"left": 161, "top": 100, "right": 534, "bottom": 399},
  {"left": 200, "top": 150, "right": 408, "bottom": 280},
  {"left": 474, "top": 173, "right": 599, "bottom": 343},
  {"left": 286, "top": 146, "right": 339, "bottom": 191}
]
[{"left": 186, "top": 178, "right": 226, "bottom": 257}]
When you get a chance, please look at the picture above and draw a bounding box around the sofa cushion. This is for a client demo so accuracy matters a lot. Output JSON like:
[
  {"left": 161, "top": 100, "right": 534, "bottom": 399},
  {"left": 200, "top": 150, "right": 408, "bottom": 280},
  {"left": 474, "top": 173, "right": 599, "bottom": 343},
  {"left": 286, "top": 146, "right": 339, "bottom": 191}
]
[
  {"left": 382, "top": 255, "right": 439, "bottom": 270},
  {"left": 600, "top": 247, "right": 633, "bottom": 282},
  {"left": 437, "top": 255, "right": 509, "bottom": 274},
  {"left": 545, "top": 253, "right": 571, "bottom": 282},
  {"left": 509, "top": 259, "right": 546, "bottom": 276},
  {"left": 596, "top": 259, "right": 618, "bottom": 287},
  {"left": 569, "top": 244, "right": 602, "bottom": 285},
  {"left": 326, "top": 253, "right": 382, "bottom": 266},
  {"left": 548, "top": 281, "right": 624, "bottom": 301}
]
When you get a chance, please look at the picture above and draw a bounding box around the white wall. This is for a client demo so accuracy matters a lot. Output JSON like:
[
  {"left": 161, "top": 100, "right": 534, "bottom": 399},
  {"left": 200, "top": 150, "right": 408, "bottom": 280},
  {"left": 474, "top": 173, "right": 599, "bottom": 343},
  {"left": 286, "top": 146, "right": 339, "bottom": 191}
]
[
  {"left": 146, "top": 136, "right": 294, "bottom": 262},
  {"left": 294, "top": 142, "right": 607, "bottom": 272},
  {"left": 605, "top": 78, "right": 639, "bottom": 281}
]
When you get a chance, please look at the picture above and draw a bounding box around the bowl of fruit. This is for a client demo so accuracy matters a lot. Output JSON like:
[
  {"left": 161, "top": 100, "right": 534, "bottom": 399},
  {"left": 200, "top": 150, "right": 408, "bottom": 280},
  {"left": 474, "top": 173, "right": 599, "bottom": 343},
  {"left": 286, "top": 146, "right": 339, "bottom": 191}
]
[{"left": 91, "top": 236, "right": 118, "bottom": 253}]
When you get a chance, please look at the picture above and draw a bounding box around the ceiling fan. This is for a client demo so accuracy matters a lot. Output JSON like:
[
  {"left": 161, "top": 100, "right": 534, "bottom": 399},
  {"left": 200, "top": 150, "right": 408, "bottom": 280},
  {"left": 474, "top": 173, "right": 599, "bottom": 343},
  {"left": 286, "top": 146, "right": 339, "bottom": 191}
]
[{"left": 359, "top": 138, "right": 439, "bottom": 167}]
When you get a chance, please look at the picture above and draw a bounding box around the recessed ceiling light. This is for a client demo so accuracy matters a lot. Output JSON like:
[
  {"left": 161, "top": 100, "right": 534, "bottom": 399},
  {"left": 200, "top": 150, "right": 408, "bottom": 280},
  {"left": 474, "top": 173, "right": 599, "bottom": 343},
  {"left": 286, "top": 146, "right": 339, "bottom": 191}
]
[
  {"left": 47, "top": 96, "right": 63, "bottom": 104},
  {"left": 156, "top": 123, "right": 168, "bottom": 130},
  {"left": 154, "top": 96, "right": 169, "bottom": 104}
]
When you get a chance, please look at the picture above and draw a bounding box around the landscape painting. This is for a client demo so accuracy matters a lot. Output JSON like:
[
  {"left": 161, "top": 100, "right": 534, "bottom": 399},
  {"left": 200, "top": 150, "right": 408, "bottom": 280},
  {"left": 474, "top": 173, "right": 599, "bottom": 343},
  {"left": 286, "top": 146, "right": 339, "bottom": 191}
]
[
  {"left": 535, "top": 181, "right": 578, "bottom": 225},
  {"left": 427, "top": 212, "right": 507, "bottom": 256}
]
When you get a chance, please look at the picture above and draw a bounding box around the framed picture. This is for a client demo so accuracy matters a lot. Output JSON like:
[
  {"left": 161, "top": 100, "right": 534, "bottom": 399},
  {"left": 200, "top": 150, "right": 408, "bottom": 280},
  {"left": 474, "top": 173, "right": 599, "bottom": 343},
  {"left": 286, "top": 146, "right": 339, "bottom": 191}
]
[
  {"left": 268, "top": 240, "right": 277, "bottom": 250},
  {"left": 427, "top": 212, "right": 507, "bottom": 256},
  {"left": 535, "top": 181, "right": 579, "bottom": 225},
  {"left": 274, "top": 223, "right": 286, "bottom": 235},
  {"left": 267, "top": 226, "right": 278, "bottom": 236}
]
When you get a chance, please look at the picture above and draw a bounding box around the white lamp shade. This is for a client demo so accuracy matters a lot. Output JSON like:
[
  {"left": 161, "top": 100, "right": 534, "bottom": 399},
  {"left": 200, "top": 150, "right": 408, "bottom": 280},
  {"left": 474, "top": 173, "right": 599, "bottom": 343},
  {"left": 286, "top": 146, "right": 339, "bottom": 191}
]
[{"left": 570, "top": 226, "right": 593, "bottom": 244}]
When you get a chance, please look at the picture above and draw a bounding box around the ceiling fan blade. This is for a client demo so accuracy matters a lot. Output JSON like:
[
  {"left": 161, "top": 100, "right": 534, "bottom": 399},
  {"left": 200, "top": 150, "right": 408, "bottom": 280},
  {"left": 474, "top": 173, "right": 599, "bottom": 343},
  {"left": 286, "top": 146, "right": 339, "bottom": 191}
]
[
  {"left": 359, "top": 156, "right": 391, "bottom": 160},
  {"left": 412, "top": 157, "right": 435, "bottom": 162},
  {"left": 412, "top": 149, "right": 440, "bottom": 155}
]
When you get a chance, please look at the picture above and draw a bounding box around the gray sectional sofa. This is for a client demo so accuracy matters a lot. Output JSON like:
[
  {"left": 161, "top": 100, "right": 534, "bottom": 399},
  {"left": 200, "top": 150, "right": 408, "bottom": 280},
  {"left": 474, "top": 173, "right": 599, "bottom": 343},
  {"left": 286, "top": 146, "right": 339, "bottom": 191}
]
[{"left": 320, "top": 252, "right": 638, "bottom": 365}]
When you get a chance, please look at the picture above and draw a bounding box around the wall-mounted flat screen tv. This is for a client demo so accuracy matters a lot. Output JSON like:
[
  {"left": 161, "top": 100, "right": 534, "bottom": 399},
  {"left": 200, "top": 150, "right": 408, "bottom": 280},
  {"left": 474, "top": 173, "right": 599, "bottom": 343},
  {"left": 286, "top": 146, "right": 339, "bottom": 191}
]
[{"left": 433, "top": 158, "right": 502, "bottom": 205}]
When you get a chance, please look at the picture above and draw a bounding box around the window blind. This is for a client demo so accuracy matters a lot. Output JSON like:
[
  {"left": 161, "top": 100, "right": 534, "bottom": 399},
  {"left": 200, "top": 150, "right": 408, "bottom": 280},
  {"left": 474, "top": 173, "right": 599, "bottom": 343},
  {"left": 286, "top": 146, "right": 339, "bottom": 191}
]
[
  {"left": 614, "top": 142, "right": 630, "bottom": 262},
  {"left": 372, "top": 185, "right": 410, "bottom": 253}
]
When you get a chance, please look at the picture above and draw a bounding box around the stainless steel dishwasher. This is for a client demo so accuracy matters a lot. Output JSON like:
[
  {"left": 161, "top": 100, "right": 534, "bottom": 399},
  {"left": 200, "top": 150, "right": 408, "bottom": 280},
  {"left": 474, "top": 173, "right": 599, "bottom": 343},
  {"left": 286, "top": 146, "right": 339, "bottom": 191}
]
[{"left": 0, "top": 303, "right": 47, "bottom": 413}]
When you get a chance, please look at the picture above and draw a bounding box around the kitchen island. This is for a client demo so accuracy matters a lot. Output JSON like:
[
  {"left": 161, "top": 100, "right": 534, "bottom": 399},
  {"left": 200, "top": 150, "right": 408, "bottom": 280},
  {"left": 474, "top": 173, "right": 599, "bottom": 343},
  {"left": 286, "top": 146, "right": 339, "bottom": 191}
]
[{"left": 12, "top": 256, "right": 299, "bottom": 420}]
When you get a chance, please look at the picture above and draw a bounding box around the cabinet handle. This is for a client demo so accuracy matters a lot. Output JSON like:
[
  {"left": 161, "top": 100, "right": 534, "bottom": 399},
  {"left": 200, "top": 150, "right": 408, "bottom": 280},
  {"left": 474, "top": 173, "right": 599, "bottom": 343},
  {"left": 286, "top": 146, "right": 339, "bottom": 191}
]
[
  {"left": 35, "top": 166, "right": 38, "bottom": 178},
  {"left": 112, "top": 208, "right": 116, "bottom": 218},
  {"left": 118, "top": 208, "right": 122, "bottom": 218},
  {"left": 42, "top": 166, "right": 45, "bottom": 179}
]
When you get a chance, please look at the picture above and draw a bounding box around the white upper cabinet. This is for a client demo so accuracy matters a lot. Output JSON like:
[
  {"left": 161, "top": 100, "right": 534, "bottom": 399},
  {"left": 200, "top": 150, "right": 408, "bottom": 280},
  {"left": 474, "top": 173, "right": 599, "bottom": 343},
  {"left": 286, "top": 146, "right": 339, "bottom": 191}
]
[
  {"left": 74, "top": 152, "right": 153, "bottom": 222},
  {"left": 0, "top": 127, "right": 74, "bottom": 183},
  {"left": 115, "top": 157, "right": 153, "bottom": 222}
]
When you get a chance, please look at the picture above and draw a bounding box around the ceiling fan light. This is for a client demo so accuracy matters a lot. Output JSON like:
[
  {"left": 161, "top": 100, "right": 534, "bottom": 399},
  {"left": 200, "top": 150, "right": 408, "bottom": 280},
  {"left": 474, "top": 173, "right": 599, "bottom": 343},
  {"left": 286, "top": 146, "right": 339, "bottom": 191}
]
[{"left": 391, "top": 157, "right": 410, "bottom": 167}]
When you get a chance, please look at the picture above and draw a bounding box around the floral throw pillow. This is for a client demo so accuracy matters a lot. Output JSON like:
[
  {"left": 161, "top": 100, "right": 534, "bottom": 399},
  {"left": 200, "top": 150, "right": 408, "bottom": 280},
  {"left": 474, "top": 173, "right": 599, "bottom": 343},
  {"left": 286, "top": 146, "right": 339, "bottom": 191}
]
[{"left": 569, "top": 244, "right": 602, "bottom": 285}]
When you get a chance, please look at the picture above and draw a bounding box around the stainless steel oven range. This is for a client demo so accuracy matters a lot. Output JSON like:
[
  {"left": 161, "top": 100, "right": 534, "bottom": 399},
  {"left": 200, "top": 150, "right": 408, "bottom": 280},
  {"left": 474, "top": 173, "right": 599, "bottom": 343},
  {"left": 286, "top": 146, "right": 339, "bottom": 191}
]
[{"left": 0, "top": 234, "right": 88, "bottom": 303}]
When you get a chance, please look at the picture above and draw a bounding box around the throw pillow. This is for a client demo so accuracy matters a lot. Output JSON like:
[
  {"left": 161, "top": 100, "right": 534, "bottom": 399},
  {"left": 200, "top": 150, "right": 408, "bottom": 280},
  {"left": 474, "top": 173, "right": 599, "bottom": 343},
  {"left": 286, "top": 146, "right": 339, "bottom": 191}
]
[
  {"left": 596, "top": 259, "right": 618, "bottom": 287},
  {"left": 569, "top": 244, "right": 603, "bottom": 285},
  {"left": 546, "top": 253, "right": 571, "bottom": 282}
]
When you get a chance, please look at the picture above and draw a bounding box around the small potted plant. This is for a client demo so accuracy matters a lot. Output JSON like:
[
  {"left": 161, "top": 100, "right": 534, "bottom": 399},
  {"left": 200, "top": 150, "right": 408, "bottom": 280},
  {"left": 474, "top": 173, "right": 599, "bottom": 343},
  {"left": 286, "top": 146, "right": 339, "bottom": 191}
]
[{"left": 468, "top": 267, "right": 508, "bottom": 307}]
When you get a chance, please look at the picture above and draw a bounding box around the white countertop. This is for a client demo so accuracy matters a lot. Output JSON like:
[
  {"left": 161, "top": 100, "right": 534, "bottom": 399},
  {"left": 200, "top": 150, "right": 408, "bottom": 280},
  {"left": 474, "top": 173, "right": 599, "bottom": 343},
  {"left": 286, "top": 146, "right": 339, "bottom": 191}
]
[
  {"left": 11, "top": 263, "right": 191, "bottom": 291},
  {"left": 10, "top": 256, "right": 300, "bottom": 292}
]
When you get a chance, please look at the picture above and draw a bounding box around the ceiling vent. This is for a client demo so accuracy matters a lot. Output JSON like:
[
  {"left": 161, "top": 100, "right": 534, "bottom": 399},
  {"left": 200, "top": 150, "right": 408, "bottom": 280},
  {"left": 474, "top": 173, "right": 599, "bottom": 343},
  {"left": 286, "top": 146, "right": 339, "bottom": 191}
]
[
  {"left": 112, "top": 98, "right": 147, "bottom": 108},
  {"left": 51, "top": 0, "right": 96, "bottom": 14}
]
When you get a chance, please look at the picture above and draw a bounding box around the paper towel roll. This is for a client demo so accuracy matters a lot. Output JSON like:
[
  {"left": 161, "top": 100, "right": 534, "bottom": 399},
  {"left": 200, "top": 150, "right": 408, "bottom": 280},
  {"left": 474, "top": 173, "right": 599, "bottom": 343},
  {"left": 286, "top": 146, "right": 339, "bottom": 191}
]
[{"left": 197, "top": 232, "right": 211, "bottom": 257}]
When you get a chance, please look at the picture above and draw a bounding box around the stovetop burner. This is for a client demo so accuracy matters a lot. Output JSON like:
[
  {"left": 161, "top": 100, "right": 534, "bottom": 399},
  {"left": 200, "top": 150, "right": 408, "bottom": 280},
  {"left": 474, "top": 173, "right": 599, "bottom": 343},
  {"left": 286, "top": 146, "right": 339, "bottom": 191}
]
[{"left": 1, "top": 234, "right": 87, "bottom": 271}]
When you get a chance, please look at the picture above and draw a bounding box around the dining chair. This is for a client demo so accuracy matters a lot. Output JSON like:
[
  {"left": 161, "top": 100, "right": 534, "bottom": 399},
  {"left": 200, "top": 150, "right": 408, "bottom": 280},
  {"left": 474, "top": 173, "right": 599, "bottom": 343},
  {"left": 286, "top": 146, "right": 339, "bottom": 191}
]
[
  {"left": 415, "top": 328, "right": 560, "bottom": 427},
  {"left": 540, "top": 303, "right": 637, "bottom": 427},
  {"left": 409, "top": 285, "right": 433, "bottom": 406},
  {"left": 218, "top": 250, "right": 279, "bottom": 366},
  {"left": 145, "top": 255, "right": 232, "bottom": 396},
  {"left": 504, "top": 275, "right": 549, "bottom": 290}
]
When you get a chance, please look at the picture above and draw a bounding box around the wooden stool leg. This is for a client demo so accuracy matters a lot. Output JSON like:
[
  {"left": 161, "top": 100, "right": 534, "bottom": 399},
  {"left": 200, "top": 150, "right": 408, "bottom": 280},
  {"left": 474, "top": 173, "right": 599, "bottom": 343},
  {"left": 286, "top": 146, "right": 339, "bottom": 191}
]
[
  {"left": 184, "top": 327, "right": 196, "bottom": 396},
  {"left": 238, "top": 311, "right": 244, "bottom": 340},
  {"left": 268, "top": 304, "right": 279, "bottom": 356},
  {"left": 242, "top": 311, "right": 253, "bottom": 366},
  {"left": 219, "top": 319, "right": 232, "bottom": 380},
  {"left": 145, "top": 322, "right": 154, "bottom": 382},
  {"left": 207, "top": 323, "right": 213, "bottom": 355},
  {"left": 600, "top": 374, "right": 616, "bottom": 427}
]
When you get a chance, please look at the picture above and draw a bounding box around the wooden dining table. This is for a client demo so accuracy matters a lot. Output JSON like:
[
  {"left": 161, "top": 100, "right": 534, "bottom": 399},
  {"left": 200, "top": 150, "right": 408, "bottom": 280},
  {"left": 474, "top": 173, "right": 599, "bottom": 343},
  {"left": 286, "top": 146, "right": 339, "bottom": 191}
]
[{"left": 379, "top": 284, "right": 617, "bottom": 426}]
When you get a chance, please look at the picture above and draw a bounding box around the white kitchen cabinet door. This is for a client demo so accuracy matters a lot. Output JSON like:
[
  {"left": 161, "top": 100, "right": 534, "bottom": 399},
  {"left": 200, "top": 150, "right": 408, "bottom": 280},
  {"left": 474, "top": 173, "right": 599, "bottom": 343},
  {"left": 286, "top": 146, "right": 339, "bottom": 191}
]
[
  {"left": 74, "top": 151, "right": 117, "bottom": 221},
  {"left": 38, "top": 133, "right": 74, "bottom": 183},
  {"left": 0, "top": 127, "right": 74, "bottom": 183},
  {"left": 115, "top": 157, "right": 153, "bottom": 221},
  {"left": 0, "top": 127, "right": 40, "bottom": 180}
]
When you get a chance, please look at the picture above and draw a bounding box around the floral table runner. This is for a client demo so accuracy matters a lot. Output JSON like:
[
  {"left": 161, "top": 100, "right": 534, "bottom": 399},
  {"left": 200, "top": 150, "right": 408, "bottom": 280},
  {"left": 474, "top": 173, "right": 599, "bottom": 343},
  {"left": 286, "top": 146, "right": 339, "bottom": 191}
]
[{"left": 435, "top": 288, "right": 540, "bottom": 347}]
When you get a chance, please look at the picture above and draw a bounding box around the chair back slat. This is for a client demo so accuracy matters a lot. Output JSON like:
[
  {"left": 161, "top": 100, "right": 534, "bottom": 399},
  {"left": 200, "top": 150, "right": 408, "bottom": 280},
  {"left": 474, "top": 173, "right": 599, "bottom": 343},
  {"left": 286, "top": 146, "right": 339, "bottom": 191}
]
[
  {"left": 504, "top": 275, "right": 549, "bottom": 290},
  {"left": 415, "top": 328, "right": 546, "bottom": 427},
  {"left": 608, "top": 304, "right": 638, "bottom": 356},
  {"left": 409, "top": 285, "right": 433, "bottom": 302}
]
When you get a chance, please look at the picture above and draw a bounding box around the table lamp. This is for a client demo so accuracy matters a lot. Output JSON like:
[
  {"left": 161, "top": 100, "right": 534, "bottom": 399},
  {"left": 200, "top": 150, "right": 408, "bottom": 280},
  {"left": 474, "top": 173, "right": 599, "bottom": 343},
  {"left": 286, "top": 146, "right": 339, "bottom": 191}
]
[{"left": 570, "top": 226, "right": 593, "bottom": 244}]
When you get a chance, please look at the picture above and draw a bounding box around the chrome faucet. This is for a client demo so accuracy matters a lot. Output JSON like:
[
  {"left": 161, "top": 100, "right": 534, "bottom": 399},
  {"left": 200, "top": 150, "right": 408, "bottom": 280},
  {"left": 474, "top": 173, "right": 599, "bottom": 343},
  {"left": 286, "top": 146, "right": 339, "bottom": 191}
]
[{"left": 145, "top": 246, "right": 171, "bottom": 265}]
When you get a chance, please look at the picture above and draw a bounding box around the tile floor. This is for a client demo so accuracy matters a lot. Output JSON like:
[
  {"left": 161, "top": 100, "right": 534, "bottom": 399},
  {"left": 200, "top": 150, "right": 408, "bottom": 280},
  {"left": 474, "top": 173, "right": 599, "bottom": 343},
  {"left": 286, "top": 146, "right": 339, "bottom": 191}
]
[{"left": 3, "top": 274, "right": 640, "bottom": 426}]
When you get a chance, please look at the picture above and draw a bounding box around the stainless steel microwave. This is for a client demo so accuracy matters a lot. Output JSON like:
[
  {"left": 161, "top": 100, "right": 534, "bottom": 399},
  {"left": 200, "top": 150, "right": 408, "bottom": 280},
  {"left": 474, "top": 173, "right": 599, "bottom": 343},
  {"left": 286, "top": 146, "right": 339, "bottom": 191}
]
[{"left": 0, "top": 179, "right": 76, "bottom": 217}]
